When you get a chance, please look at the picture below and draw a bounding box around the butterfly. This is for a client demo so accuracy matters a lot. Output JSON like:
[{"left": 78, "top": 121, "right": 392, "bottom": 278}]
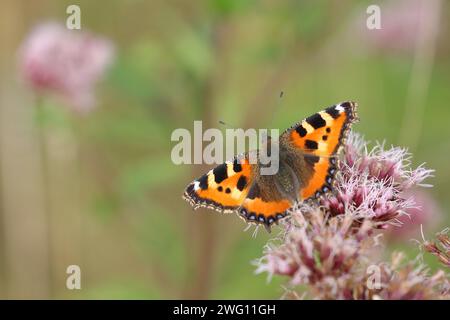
[{"left": 183, "top": 101, "right": 358, "bottom": 232}]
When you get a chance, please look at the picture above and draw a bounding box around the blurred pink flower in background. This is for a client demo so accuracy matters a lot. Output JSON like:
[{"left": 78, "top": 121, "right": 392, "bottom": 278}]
[
  {"left": 18, "top": 22, "right": 115, "bottom": 113},
  {"left": 387, "top": 189, "right": 442, "bottom": 240},
  {"left": 357, "top": 0, "right": 441, "bottom": 54}
]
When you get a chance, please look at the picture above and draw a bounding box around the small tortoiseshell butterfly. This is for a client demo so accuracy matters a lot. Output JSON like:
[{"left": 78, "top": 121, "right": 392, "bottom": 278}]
[{"left": 183, "top": 101, "right": 359, "bottom": 232}]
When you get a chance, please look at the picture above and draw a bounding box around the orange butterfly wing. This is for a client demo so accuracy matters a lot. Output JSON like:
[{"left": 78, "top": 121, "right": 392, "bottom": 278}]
[
  {"left": 287, "top": 101, "right": 358, "bottom": 200},
  {"left": 183, "top": 156, "right": 253, "bottom": 213},
  {"left": 183, "top": 154, "right": 292, "bottom": 231},
  {"left": 238, "top": 181, "right": 292, "bottom": 231}
]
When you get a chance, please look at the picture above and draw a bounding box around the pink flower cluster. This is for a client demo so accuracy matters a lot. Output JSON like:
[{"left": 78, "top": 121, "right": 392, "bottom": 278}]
[
  {"left": 323, "top": 133, "right": 434, "bottom": 228},
  {"left": 255, "top": 132, "right": 449, "bottom": 299},
  {"left": 18, "top": 22, "right": 114, "bottom": 113},
  {"left": 255, "top": 207, "right": 375, "bottom": 299},
  {"left": 368, "top": 253, "right": 449, "bottom": 300}
]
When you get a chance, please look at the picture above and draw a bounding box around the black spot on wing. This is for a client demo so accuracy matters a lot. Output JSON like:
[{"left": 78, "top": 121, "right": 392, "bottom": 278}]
[
  {"left": 213, "top": 164, "right": 228, "bottom": 184},
  {"left": 326, "top": 106, "right": 340, "bottom": 119},
  {"left": 296, "top": 125, "right": 307, "bottom": 137},
  {"left": 305, "top": 140, "right": 318, "bottom": 150},
  {"left": 198, "top": 174, "right": 208, "bottom": 190},
  {"left": 306, "top": 113, "right": 326, "bottom": 129},
  {"left": 237, "top": 175, "right": 247, "bottom": 191},
  {"left": 233, "top": 159, "right": 242, "bottom": 173},
  {"left": 340, "top": 101, "right": 352, "bottom": 109}
]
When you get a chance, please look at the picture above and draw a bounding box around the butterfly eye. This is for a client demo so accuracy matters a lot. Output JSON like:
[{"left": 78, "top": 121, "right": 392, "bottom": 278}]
[{"left": 217, "top": 186, "right": 223, "bottom": 192}]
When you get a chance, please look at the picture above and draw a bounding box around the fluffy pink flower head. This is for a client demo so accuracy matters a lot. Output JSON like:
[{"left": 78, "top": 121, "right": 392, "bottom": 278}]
[
  {"left": 254, "top": 206, "right": 374, "bottom": 294},
  {"left": 254, "top": 132, "right": 445, "bottom": 299},
  {"left": 18, "top": 22, "right": 115, "bottom": 113},
  {"left": 323, "top": 133, "right": 433, "bottom": 229}
]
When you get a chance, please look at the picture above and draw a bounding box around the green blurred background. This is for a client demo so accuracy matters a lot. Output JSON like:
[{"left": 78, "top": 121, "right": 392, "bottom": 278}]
[{"left": 0, "top": 0, "right": 449, "bottom": 299}]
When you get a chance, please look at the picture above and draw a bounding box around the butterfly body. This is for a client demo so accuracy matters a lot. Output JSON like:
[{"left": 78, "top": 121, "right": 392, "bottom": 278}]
[{"left": 183, "top": 101, "right": 358, "bottom": 232}]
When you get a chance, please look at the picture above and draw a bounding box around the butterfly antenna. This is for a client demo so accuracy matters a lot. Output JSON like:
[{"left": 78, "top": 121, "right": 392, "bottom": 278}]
[
  {"left": 218, "top": 120, "right": 235, "bottom": 129},
  {"left": 276, "top": 91, "right": 284, "bottom": 110},
  {"left": 265, "top": 90, "right": 285, "bottom": 127}
]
